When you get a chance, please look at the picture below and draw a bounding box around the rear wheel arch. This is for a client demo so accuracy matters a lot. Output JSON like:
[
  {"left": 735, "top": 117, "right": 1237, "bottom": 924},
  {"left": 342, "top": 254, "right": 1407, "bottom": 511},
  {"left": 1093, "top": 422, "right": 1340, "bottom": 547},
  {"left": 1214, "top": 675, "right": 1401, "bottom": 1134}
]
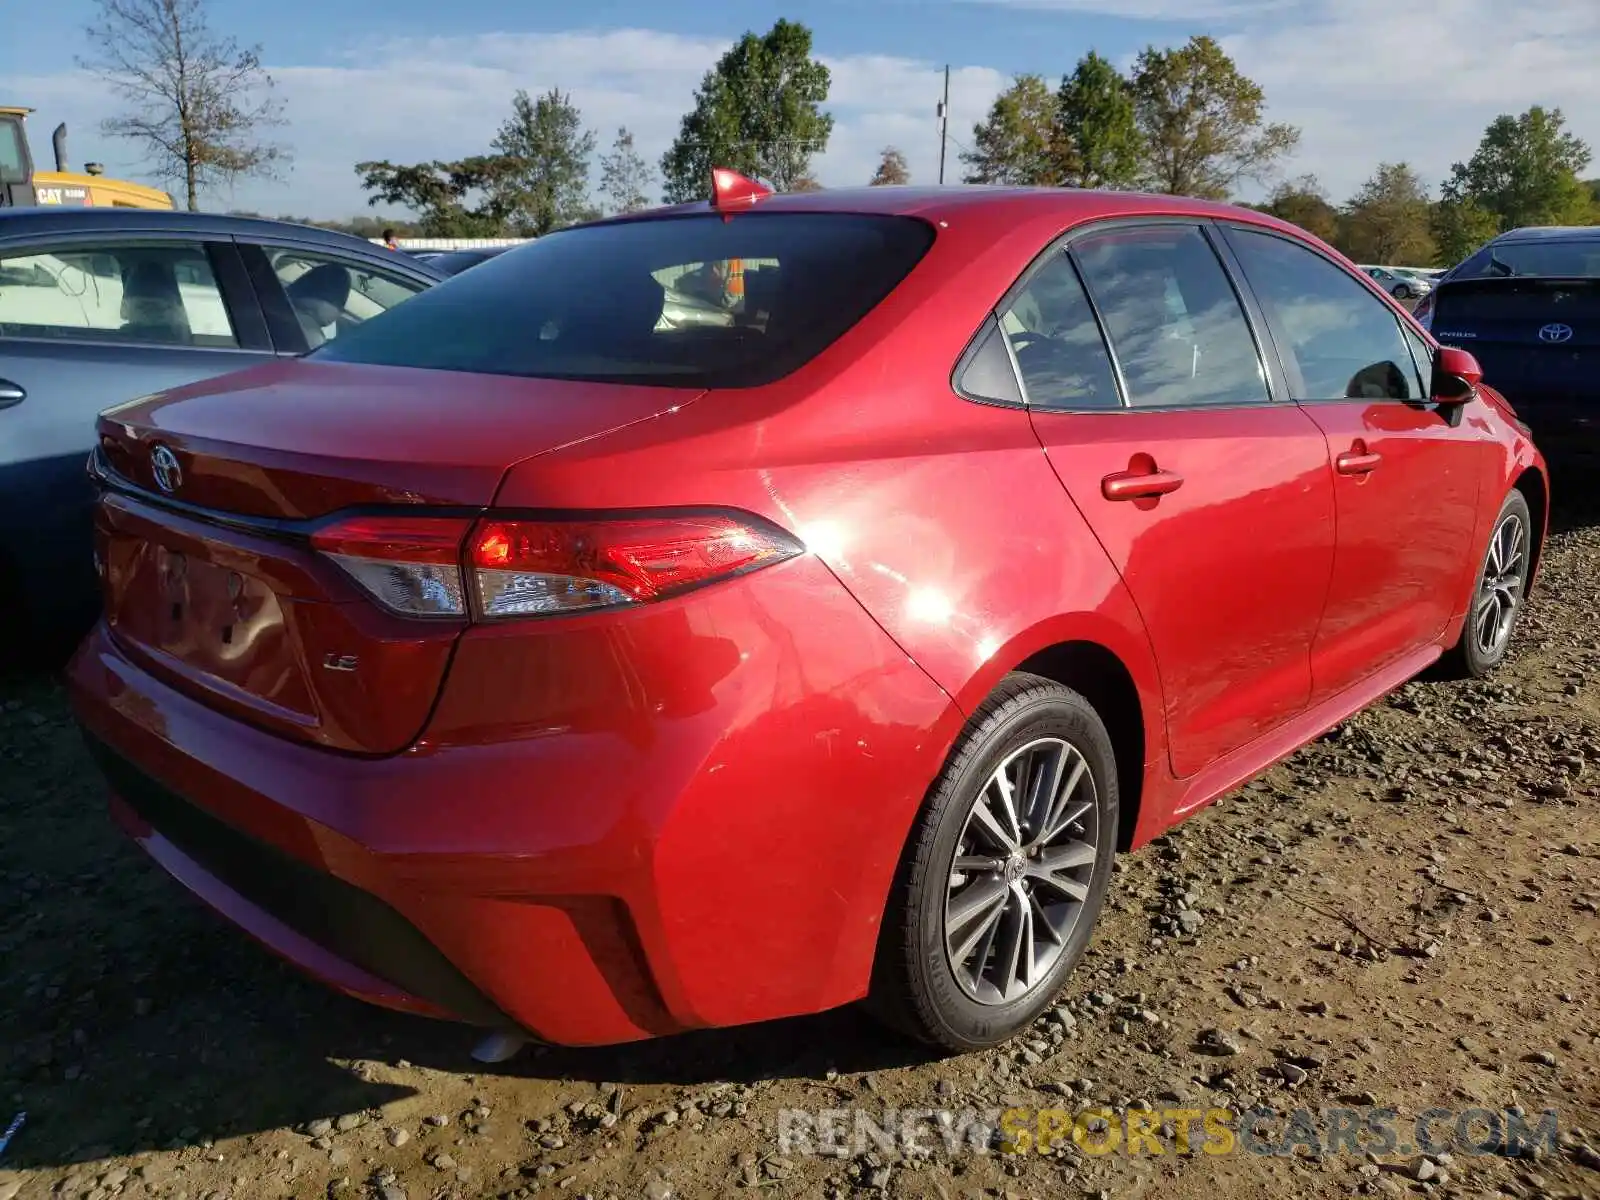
[
  {"left": 1012, "top": 640, "right": 1146, "bottom": 852},
  {"left": 1512, "top": 465, "right": 1548, "bottom": 592}
]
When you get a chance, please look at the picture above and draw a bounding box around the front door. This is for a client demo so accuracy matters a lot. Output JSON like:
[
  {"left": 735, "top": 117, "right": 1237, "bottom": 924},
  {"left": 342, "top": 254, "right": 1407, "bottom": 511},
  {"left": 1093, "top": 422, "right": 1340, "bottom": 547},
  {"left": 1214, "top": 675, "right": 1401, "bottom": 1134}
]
[
  {"left": 1219, "top": 224, "right": 1485, "bottom": 701},
  {"left": 1002, "top": 223, "right": 1337, "bottom": 779}
]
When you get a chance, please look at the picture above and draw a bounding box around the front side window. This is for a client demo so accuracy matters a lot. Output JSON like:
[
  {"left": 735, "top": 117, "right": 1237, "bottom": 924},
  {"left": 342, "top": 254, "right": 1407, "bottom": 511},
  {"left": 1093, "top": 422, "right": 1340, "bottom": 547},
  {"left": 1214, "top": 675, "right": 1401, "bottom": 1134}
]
[
  {"left": 0, "top": 242, "right": 236, "bottom": 348},
  {"left": 1227, "top": 227, "right": 1421, "bottom": 402},
  {"left": 996, "top": 248, "right": 1119, "bottom": 409},
  {"left": 1400, "top": 322, "right": 1433, "bottom": 397},
  {"left": 267, "top": 250, "right": 428, "bottom": 350},
  {"left": 0, "top": 119, "right": 26, "bottom": 183},
  {"left": 314, "top": 214, "right": 936, "bottom": 388},
  {"left": 1072, "top": 224, "right": 1268, "bottom": 408}
]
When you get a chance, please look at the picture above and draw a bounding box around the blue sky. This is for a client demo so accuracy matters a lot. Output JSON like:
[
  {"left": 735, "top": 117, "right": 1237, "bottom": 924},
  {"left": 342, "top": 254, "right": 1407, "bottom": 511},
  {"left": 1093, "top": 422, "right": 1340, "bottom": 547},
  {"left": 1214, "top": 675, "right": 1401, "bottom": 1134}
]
[{"left": 9, "top": 0, "right": 1600, "bottom": 218}]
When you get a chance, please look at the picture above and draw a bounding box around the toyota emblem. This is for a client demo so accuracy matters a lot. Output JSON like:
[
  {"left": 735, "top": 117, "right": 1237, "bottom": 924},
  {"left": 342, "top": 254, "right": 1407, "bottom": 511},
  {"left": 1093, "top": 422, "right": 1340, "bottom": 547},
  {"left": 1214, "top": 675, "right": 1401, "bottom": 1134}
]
[
  {"left": 1538, "top": 322, "right": 1574, "bottom": 344},
  {"left": 150, "top": 444, "right": 182, "bottom": 494}
]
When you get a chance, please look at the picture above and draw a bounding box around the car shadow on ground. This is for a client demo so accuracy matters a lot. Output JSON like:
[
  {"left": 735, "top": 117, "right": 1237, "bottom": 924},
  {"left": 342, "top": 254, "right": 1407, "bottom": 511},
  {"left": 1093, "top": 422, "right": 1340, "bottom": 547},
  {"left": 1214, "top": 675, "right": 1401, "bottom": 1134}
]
[
  {"left": 1541, "top": 470, "right": 1600, "bottom": 536},
  {"left": 0, "top": 663, "right": 936, "bottom": 1173}
]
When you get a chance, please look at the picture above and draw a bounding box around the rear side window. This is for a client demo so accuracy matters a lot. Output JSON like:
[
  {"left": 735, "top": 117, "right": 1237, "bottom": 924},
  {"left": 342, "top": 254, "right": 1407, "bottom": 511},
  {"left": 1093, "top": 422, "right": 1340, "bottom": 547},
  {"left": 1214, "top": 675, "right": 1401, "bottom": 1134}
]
[
  {"left": 998, "top": 249, "right": 1120, "bottom": 409},
  {"left": 0, "top": 242, "right": 237, "bottom": 348},
  {"left": 1226, "top": 228, "right": 1421, "bottom": 402},
  {"left": 267, "top": 249, "right": 428, "bottom": 351},
  {"left": 1072, "top": 225, "right": 1267, "bottom": 408},
  {"left": 314, "top": 214, "right": 936, "bottom": 388}
]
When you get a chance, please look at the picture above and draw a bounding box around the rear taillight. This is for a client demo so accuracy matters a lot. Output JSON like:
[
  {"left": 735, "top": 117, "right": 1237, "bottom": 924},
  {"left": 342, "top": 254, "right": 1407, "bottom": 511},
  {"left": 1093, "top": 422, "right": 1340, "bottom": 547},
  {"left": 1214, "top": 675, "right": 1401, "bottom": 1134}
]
[
  {"left": 312, "top": 511, "right": 803, "bottom": 620},
  {"left": 310, "top": 515, "right": 473, "bottom": 617},
  {"left": 1411, "top": 291, "right": 1434, "bottom": 329}
]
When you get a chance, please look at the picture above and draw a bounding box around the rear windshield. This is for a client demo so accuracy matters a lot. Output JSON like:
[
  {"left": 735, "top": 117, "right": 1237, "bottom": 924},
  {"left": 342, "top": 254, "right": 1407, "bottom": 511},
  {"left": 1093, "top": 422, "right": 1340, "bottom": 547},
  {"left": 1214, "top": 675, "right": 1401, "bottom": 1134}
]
[
  {"left": 314, "top": 213, "right": 936, "bottom": 388},
  {"left": 1453, "top": 239, "right": 1600, "bottom": 280},
  {"left": 1434, "top": 278, "right": 1600, "bottom": 322}
]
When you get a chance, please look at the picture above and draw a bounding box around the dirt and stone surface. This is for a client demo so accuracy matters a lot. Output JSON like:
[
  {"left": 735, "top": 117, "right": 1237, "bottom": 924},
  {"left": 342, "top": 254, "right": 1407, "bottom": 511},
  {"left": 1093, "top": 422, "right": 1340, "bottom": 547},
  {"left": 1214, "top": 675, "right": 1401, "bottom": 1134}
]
[{"left": 2, "top": 507, "right": 1598, "bottom": 1200}]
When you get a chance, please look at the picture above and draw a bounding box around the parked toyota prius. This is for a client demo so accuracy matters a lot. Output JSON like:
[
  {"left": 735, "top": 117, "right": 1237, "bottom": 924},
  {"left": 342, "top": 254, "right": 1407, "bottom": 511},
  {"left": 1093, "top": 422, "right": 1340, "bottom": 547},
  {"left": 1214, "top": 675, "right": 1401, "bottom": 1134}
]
[{"left": 69, "top": 175, "right": 1546, "bottom": 1053}]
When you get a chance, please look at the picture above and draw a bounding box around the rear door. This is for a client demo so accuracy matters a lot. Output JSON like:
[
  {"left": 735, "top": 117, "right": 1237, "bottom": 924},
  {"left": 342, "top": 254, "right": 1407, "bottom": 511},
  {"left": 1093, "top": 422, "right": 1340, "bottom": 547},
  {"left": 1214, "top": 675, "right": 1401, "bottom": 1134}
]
[
  {"left": 991, "top": 221, "right": 1336, "bottom": 780},
  {"left": 0, "top": 234, "right": 272, "bottom": 622},
  {"left": 1219, "top": 223, "right": 1485, "bottom": 701}
]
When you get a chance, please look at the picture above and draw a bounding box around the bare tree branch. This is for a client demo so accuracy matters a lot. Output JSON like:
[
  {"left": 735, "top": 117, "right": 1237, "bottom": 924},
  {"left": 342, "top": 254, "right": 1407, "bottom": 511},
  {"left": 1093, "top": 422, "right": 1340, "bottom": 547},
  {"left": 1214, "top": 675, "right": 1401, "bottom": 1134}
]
[{"left": 80, "top": 0, "right": 290, "bottom": 210}]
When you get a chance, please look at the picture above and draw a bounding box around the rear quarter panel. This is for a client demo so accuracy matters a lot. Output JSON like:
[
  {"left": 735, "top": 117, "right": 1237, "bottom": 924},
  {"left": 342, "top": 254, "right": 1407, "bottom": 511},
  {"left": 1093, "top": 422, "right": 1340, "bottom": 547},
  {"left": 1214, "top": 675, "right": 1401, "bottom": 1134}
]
[{"left": 492, "top": 209, "right": 1171, "bottom": 822}]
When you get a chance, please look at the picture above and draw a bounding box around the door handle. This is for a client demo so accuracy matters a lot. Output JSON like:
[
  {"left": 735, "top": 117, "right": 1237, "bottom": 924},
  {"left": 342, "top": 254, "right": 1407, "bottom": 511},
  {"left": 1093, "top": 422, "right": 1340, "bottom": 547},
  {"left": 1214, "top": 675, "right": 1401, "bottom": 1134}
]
[
  {"left": 0, "top": 380, "right": 23, "bottom": 410},
  {"left": 1336, "top": 449, "right": 1382, "bottom": 475},
  {"left": 1102, "top": 468, "right": 1185, "bottom": 501}
]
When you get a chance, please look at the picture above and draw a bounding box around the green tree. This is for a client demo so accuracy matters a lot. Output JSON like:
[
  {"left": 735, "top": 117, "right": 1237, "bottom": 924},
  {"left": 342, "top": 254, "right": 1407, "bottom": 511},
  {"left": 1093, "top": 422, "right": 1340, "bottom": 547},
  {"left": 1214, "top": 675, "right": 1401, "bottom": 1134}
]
[
  {"left": 870, "top": 146, "right": 910, "bottom": 186},
  {"left": 1258, "top": 174, "right": 1341, "bottom": 246},
  {"left": 354, "top": 157, "right": 524, "bottom": 237},
  {"left": 1430, "top": 196, "right": 1500, "bottom": 268},
  {"left": 660, "top": 19, "right": 833, "bottom": 202},
  {"left": 1342, "top": 162, "right": 1435, "bottom": 265},
  {"left": 599, "top": 127, "right": 653, "bottom": 215},
  {"left": 1054, "top": 50, "right": 1141, "bottom": 189},
  {"left": 1441, "top": 106, "right": 1594, "bottom": 231},
  {"left": 961, "top": 74, "right": 1061, "bottom": 186},
  {"left": 1129, "top": 35, "right": 1298, "bottom": 200},
  {"left": 491, "top": 88, "right": 597, "bottom": 234}
]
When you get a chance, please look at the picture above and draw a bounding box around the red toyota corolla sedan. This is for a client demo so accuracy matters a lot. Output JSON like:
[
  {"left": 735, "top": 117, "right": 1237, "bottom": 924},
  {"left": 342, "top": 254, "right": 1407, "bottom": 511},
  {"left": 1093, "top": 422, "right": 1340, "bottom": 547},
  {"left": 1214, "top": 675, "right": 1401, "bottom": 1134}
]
[{"left": 69, "top": 174, "right": 1546, "bottom": 1053}]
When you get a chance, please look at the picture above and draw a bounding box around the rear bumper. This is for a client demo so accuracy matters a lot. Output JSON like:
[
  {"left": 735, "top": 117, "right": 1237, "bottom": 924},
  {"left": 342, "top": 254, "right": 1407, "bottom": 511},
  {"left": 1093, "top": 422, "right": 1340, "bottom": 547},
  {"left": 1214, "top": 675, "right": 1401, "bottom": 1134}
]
[{"left": 68, "top": 555, "right": 958, "bottom": 1045}]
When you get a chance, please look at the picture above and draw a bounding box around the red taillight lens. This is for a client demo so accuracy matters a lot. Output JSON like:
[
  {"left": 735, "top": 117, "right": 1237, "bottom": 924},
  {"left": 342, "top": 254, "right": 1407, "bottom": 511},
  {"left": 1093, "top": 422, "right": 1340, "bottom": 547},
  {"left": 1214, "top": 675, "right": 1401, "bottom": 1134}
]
[
  {"left": 468, "top": 514, "right": 803, "bottom": 618},
  {"left": 311, "top": 516, "right": 473, "bottom": 618},
  {"left": 310, "top": 511, "right": 803, "bottom": 621},
  {"left": 1411, "top": 291, "right": 1434, "bottom": 328}
]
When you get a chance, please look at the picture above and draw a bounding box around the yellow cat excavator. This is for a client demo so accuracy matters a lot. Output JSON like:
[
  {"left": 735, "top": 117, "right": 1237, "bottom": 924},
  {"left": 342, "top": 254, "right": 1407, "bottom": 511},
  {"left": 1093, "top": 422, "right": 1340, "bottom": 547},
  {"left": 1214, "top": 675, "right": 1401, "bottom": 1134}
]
[{"left": 1, "top": 106, "right": 174, "bottom": 210}]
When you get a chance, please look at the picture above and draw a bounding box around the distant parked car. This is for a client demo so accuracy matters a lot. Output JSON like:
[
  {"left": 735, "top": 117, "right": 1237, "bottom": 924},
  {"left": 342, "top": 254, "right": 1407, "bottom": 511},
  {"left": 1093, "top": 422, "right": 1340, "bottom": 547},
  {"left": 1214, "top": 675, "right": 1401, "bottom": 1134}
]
[
  {"left": 1362, "top": 265, "right": 1432, "bottom": 300},
  {"left": 426, "top": 245, "right": 517, "bottom": 276},
  {"left": 0, "top": 208, "right": 445, "bottom": 643},
  {"left": 1417, "top": 225, "right": 1600, "bottom": 464}
]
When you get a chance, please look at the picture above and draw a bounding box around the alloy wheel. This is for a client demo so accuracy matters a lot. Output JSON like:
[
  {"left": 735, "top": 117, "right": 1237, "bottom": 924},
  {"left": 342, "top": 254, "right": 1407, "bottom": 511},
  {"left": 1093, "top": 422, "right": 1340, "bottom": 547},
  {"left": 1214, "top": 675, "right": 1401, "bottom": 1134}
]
[
  {"left": 944, "top": 737, "right": 1099, "bottom": 1005},
  {"left": 1475, "top": 510, "right": 1527, "bottom": 659}
]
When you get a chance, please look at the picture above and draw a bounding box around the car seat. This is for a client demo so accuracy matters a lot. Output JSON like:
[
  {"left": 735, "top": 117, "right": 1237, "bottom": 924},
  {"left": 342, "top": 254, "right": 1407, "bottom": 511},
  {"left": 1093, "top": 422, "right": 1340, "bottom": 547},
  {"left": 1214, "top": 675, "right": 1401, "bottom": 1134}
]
[
  {"left": 286, "top": 264, "right": 353, "bottom": 349},
  {"left": 120, "top": 260, "right": 193, "bottom": 345}
]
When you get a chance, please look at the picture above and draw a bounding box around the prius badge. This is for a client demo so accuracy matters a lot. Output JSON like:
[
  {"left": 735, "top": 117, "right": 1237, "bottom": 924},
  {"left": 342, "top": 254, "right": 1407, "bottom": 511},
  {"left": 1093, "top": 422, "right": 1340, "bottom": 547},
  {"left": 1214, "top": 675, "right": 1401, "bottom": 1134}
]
[{"left": 150, "top": 444, "right": 182, "bottom": 494}]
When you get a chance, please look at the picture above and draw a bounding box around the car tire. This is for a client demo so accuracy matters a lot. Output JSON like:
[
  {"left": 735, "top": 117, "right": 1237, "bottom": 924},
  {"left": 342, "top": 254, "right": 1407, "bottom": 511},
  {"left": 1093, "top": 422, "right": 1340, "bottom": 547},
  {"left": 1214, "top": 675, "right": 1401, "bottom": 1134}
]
[
  {"left": 1442, "top": 489, "right": 1534, "bottom": 679},
  {"left": 1393, "top": 283, "right": 1413, "bottom": 300},
  {"left": 868, "top": 672, "right": 1118, "bottom": 1052}
]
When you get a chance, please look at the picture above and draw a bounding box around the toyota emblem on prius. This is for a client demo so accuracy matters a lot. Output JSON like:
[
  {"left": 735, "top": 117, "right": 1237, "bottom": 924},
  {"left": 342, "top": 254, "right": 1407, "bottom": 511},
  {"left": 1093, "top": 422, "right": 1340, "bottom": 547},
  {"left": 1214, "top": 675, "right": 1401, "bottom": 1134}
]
[
  {"left": 1539, "top": 323, "right": 1574, "bottom": 343},
  {"left": 150, "top": 444, "right": 182, "bottom": 493}
]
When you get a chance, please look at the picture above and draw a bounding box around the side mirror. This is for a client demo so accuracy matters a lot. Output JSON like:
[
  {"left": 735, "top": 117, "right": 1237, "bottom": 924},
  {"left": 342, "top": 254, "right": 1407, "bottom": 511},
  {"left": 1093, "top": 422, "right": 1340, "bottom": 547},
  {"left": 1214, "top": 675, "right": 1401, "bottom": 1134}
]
[{"left": 1433, "top": 345, "right": 1483, "bottom": 403}]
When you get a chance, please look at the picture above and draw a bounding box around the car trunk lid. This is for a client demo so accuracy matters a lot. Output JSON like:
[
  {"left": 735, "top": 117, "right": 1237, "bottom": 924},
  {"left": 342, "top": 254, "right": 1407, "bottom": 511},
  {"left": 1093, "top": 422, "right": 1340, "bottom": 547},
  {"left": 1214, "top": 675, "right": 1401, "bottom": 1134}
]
[{"left": 93, "top": 359, "right": 704, "bottom": 754}]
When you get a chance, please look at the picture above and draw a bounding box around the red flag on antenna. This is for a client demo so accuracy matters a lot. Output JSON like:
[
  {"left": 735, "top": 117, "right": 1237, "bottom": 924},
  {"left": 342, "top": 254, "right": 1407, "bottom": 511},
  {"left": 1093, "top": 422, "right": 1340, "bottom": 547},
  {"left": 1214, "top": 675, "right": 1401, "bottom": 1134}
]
[{"left": 710, "top": 168, "right": 772, "bottom": 211}]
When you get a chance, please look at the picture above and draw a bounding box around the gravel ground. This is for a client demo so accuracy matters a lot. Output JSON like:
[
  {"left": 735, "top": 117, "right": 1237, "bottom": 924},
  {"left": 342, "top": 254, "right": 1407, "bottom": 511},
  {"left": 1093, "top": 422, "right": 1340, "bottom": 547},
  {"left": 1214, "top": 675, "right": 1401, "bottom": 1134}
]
[{"left": 2, "top": 505, "right": 1597, "bottom": 1200}]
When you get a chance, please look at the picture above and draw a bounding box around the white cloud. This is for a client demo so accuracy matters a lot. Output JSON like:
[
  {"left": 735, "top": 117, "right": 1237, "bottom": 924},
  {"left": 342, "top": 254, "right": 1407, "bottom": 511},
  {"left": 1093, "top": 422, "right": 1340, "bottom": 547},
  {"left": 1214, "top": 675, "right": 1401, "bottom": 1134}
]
[
  {"left": 12, "top": 5, "right": 1600, "bottom": 219},
  {"left": 1222, "top": 0, "right": 1600, "bottom": 197},
  {"left": 963, "top": 0, "right": 1292, "bottom": 19}
]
